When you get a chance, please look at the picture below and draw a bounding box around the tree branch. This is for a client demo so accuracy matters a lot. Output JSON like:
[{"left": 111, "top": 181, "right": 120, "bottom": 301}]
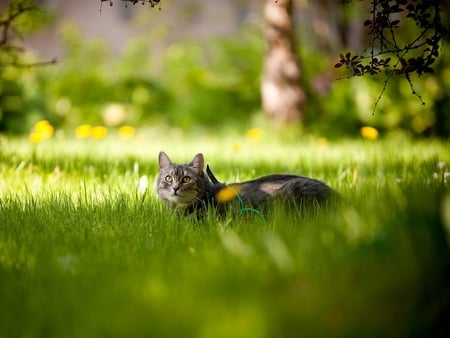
[
  {"left": 336, "top": 0, "right": 448, "bottom": 112},
  {"left": 99, "top": 0, "right": 162, "bottom": 13},
  {"left": 0, "top": 0, "right": 56, "bottom": 69}
]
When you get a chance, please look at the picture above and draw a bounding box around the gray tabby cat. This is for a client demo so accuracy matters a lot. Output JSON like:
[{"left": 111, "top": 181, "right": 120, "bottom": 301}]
[{"left": 156, "top": 151, "right": 335, "bottom": 217}]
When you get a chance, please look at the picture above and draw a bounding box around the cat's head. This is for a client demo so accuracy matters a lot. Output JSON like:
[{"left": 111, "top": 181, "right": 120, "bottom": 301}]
[{"left": 156, "top": 151, "right": 207, "bottom": 208}]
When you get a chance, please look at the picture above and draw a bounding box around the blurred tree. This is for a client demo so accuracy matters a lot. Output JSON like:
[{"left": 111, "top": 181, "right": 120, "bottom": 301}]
[
  {"left": 104, "top": 0, "right": 447, "bottom": 124},
  {"left": 0, "top": 0, "right": 55, "bottom": 132},
  {"left": 0, "top": 0, "right": 55, "bottom": 68},
  {"left": 261, "top": 0, "right": 305, "bottom": 124},
  {"left": 2, "top": 0, "right": 448, "bottom": 132}
]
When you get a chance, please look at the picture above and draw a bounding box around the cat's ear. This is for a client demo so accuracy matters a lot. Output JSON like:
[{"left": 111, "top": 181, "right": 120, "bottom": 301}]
[
  {"left": 189, "top": 153, "right": 204, "bottom": 172},
  {"left": 158, "top": 151, "right": 172, "bottom": 169}
]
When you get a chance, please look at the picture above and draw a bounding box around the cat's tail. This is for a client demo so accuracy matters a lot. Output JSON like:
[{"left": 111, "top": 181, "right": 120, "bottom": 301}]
[{"left": 206, "top": 164, "right": 221, "bottom": 184}]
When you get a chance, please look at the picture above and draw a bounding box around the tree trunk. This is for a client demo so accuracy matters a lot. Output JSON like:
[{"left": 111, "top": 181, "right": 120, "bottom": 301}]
[{"left": 261, "top": 0, "right": 305, "bottom": 124}]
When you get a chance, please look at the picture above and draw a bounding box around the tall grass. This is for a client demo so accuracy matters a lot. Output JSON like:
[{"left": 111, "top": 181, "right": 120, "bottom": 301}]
[{"left": 1, "top": 132, "right": 449, "bottom": 338}]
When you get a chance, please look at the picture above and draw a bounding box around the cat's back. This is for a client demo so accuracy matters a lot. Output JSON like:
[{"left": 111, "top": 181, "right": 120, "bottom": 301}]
[{"left": 237, "top": 173, "right": 333, "bottom": 206}]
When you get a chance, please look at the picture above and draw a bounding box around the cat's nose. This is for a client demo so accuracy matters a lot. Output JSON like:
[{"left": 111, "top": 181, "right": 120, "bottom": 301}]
[{"left": 172, "top": 184, "right": 180, "bottom": 193}]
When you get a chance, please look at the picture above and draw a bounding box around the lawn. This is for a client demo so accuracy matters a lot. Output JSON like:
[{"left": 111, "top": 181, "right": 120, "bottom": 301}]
[{"left": 1, "top": 131, "right": 449, "bottom": 338}]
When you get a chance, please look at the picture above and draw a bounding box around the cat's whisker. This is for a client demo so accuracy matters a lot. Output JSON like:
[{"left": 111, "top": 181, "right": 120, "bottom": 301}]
[{"left": 175, "top": 191, "right": 204, "bottom": 203}]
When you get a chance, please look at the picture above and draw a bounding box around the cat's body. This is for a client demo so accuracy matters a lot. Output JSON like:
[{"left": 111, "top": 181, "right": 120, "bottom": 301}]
[{"left": 156, "top": 151, "right": 335, "bottom": 217}]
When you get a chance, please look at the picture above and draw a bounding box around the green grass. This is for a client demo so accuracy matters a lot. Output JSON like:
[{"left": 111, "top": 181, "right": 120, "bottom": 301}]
[{"left": 1, "top": 132, "right": 450, "bottom": 338}]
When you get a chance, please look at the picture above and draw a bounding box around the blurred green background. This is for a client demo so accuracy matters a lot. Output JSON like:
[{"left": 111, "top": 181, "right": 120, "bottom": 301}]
[
  {"left": 1, "top": 0, "right": 449, "bottom": 138},
  {"left": 1, "top": 2, "right": 450, "bottom": 337}
]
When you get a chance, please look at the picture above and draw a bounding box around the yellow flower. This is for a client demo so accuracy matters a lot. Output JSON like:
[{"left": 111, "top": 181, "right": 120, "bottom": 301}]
[
  {"left": 29, "top": 131, "right": 43, "bottom": 144},
  {"left": 118, "top": 125, "right": 135, "bottom": 140},
  {"left": 29, "top": 120, "right": 54, "bottom": 143},
  {"left": 245, "top": 128, "right": 263, "bottom": 142},
  {"left": 75, "top": 124, "right": 92, "bottom": 139},
  {"left": 34, "top": 120, "right": 50, "bottom": 129},
  {"left": 360, "top": 126, "right": 379, "bottom": 140},
  {"left": 91, "top": 126, "right": 107, "bottom": 140},
  {"left": 34, "top": 120, "right": 54, "bottom": 138},
  {"left": 215, "top": 184, "right": 241, "bottom": 203}
]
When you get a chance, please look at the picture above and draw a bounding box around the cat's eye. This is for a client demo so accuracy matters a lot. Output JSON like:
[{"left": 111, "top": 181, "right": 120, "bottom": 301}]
[
  {"left": 181, "top": 176, "right": 191, "bottom": 183},
  {"left": 164, "top": 175, "right": 173, "bottom": 183}
]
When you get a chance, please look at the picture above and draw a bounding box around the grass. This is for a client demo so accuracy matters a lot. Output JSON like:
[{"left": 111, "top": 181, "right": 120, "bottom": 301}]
[{"left": 1, "top": 131, "right": 450, "bottom": 338}]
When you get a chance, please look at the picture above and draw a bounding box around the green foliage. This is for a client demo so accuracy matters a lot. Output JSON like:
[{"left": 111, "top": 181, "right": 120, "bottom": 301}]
[
  {"left": 162, "top": 31, "right": 263, "bottom": 128},
  {"left": 0, "top": 0, "right": 55, "bottom": 133},
  {"left": 0, "top": 24, "right": 263, "bottom": 133},
  {"left": 1, "top": 13, "right": 449, "bottom": 137},
  {"left": 301, "top": 42, "right": 450, "bottom": 137},
  {"left": 0, "top": 135, "right": 449, "bottom": 337},
  {"left": 30, "top": 24, "right": 169, "bottom": 128}
]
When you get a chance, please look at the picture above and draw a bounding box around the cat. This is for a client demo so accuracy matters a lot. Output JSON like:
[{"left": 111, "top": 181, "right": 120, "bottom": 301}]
[{"left": 156, "top": 151, "right": 335, "bottom": 218}]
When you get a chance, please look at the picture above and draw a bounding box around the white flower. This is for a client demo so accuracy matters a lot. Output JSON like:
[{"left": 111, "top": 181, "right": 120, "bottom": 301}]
[
  {"left": 137, "top": 175, "right": 148, "bottom": 195},
  {"left": 444, "top": 172, "right": 450, "bottom": 185},
  {"left": 437, "top": 161, "right": 446, "bottom": 170}
]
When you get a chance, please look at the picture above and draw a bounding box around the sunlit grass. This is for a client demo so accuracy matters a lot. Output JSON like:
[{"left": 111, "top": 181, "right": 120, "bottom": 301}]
[{"left": 0, "top": 130, "right": 449, "bottom": 338}]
